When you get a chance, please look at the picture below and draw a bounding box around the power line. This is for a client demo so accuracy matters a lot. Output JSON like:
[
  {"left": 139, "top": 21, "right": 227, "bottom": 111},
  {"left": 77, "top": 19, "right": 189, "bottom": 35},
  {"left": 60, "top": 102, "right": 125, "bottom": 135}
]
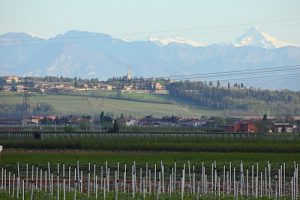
[
  {"left": 162, "top": 64, "right": 300, "bottom": 79},
  {"left": 172, "top": 68, "right": 300, "bottom": 80},
  {"left": 155, "top": 22, "right": 300, "bottom": 38},
  {"left": 165, "top": 72, "right": 300, "bottom": 90},
  {"left": 187, "top": 72, "right": 300, "bottom": 83},
  {"left": 100, "top": 64, "right": 300, "bottom": 85}
]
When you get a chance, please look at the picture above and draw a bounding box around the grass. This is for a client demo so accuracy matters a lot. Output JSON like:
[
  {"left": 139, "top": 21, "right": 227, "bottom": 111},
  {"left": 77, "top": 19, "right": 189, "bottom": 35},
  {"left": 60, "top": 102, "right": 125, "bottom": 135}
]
[
  {"left": 78, "top": 90, "right": 175, "bottom": 103},
  {"left": 1, "top": 136, "right": 300, "bottom": 153},
  {"left": 1, "top": 150, "right": 299, "bottom": 171},
  {"left": 0, "top": 92, "right": 221, "bottom": 117}
]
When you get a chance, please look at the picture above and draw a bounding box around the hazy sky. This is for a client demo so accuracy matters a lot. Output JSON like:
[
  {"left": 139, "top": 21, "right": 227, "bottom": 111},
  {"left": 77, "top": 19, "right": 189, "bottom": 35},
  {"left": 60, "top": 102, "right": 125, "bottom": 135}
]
[{"left": 0, "top": 0, "right": 299, "bottom": 44}]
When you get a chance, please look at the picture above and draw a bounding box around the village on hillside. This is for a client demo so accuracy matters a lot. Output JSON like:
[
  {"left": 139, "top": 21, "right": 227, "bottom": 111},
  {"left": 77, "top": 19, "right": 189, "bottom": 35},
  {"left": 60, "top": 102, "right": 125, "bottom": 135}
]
[
  {"left": 0, "top": 68, "right": 169, "bottom": 95},
  {"left": 1, "top": 68, "right": 300, "bottom": 133}
]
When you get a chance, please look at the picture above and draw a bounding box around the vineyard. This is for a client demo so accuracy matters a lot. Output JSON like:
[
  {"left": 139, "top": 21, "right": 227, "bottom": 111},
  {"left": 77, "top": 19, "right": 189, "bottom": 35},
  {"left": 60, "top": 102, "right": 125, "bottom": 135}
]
[
  {"left": 0, "top": 160, "right": 298, "bottom": 199},
  {"left": 0, "top": 131, "right": 299, "bottom": 199}
]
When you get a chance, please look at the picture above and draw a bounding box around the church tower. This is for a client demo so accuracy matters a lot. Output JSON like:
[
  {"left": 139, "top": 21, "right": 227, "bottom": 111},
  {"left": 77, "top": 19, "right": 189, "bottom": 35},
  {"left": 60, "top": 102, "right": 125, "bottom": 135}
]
[{"left": 127, "top": 66, "right": 132, "bottom": 80}]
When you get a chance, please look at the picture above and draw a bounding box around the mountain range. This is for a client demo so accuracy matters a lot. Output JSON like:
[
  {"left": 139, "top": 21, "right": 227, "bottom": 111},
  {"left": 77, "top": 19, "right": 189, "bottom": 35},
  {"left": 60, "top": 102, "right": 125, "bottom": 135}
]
[{"left": 0, "top": 27, "right": 300, "bottom": 90}]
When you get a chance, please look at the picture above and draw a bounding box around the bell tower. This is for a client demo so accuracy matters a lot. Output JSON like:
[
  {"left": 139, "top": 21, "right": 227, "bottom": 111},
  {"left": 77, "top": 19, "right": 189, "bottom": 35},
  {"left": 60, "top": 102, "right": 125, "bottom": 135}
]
[{"left": 127, "top": 66, "right": 132, "bottom": 80}]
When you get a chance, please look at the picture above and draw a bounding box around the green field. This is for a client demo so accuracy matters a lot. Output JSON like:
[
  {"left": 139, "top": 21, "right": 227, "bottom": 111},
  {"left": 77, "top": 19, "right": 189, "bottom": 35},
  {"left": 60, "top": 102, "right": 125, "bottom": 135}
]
[
  {"left": 1, "top": 135, "right": 300, "bottom": 152},
  {"left": 2, "top": 150, "right": 299, "bottom": 170},
  {"left": 77, "top": 90, "right": 175, "bottom": 103},
  {"left": 1, "top": 135, "right": 299, "bottom": 170},
  {"left": 0, "top": 92, "right": 221, "bottom": 117}
]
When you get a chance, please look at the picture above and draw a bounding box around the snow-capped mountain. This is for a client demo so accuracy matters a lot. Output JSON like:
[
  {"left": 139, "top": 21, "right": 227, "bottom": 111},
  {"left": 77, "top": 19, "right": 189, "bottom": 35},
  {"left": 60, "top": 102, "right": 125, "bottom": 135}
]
[
  {"left": 147, "top": 36, "right": 205, "bottom": 47},
  {"left": 0, "top": 29, "right": 300, "bottom": 90},
  {"left": 234, "top": 27, "right": 291, "bottom": 49}
]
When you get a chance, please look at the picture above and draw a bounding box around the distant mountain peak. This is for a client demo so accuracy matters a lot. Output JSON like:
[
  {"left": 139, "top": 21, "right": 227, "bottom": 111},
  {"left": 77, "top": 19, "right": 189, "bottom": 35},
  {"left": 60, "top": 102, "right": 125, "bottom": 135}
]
[
  {"left": 147, "top": 36, "right": 205, "bottom": 47},
  {"left": 53, "top": 30, "right": 113, "bottom": 41},
  {"left": 0, "top": 32, "right": 45, "bottom": 41},
  {"left": 234, "top": 26, "right": 291, "bottom": 49}
]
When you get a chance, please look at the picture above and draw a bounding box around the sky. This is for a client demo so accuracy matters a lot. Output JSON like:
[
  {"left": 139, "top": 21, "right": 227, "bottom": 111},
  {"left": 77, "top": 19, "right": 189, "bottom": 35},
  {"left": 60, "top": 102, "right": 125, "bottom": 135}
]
[{"left": 0, "top": 0, "right": 299, "bottom": 45}]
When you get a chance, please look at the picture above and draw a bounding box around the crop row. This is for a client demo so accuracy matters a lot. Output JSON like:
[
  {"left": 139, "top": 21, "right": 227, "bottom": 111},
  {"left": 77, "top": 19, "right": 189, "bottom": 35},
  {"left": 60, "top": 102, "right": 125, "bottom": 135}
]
[
  {"left": 1, "top": 136, "right": 300, "bottom": 153},
  {"left": 0, "top": 160, "right": 298, "bottom": 199}
]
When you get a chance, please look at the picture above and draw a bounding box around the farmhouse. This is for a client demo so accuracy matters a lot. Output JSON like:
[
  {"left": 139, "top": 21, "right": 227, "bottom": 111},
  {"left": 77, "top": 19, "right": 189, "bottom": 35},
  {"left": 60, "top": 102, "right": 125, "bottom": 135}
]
[
  {"left": 31, "top": 116, "right": 44, "bottom": 124},
  {"left": 99, "top": 84, "right": 113, "bottom": 90},
  {"left": 138, "top": 115, "right": 162, "bottom": 126},
  {"left": 226, "top": 120, "right": 257, "bottom": 133},
  {"left": 125, "top": 119, "right": 138, "bottom": 126},
  {"left": 272, "top": 122, "right": 293, "bottom": 133},
  {"left": 178, "top": 118, "right": 204, "bottom": 127},
  {"left": 4, "top": 76, "right": 19, "bottom": 84}
]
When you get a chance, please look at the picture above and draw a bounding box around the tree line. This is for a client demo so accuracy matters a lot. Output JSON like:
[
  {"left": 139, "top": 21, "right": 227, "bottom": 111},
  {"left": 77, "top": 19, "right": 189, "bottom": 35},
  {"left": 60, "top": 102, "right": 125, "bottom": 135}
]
[{"left": 167, "top": 81, "right": 300, "bottom": 114}]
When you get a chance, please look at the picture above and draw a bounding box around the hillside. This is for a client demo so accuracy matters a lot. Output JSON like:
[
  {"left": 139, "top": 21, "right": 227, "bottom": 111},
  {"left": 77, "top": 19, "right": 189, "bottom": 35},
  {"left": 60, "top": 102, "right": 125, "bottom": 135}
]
[
  {"left": 0, "top": 92, "right": 222, "bottom": 118},
  {"left": 168, "top": 81, "right": 300, "bottom": 115},
  {"left": 1, "top": 82, "right": 299, "bottom": 118}
]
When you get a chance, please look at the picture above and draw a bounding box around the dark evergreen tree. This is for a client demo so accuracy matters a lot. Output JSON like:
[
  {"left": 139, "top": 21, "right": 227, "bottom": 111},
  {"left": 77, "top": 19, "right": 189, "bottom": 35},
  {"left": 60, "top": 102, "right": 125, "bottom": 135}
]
[
  {"left": 263, "top": 114, "right": 267, "bottom": 120},
  {"left": 100, "top": 111, "right": 104, "bottom": 125},
  {"left": 113, "top": 120, "right": 119, "bottom": 133}
]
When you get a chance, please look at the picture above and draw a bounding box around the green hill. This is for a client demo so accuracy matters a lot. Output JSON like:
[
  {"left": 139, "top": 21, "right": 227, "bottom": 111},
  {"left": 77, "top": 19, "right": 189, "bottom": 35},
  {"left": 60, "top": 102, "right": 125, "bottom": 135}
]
[
  {"left": 2, "top": 81, "right": 299, "bottom": 118},
  {"left": 0, "top": 92, "right": 221, "bottom": 118}
]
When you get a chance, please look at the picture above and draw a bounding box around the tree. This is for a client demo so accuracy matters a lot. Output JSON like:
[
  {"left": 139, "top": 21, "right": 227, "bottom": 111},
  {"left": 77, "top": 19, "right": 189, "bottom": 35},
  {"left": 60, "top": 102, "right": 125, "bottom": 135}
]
[
  {"left": 152, "top": 82, "right": 156, "bottom": 91},
  {"left": 217, "top": 80, "right": 220, "bottom": 87},
  {"left": 215, "top": 117, "right": 225, "bottom": 125},
  {"left": 74, "top": 80, "right": 79, "bottom": 89},
  {"left": 100, "top": 111, "right": 104, "bottom": 125},
  {"left": 54, "top": 116, "right": 59, "bottom": 125},
  {"left": 254, "top": 120, "right": 270, "bottom": 133},
  {"left": 113, "top": 120, "right": 119, "bottom": 133},
  {"left": 80, "top": 121, "right": 90, "bottom": 130},
  {"left": 263, "top": 114, "right": 267, "bottom": 120},
  {"left": 41, "top": 117, "right": 49, "bottom": 125},
  {"left": 227, "top": 82, "right": 230, "bottom": 89},
  {"left": 108, "top": 120, "right": 119, "bottom": 133}
]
